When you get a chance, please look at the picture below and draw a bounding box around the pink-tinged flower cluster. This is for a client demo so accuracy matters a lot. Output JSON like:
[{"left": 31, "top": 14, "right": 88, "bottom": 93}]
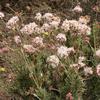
[
  {"left": 32, "top": 37, "right": 44, "bottom": 47},
  {"left": 38, "top": 13, "right": 61, "bottom": 30},
  {"left": 57, "top": 46, "right": 69, "bottom": 58},
  {"left": 57, "top": 46, "right": 75, "bottom": 58},
  {"left": 14, "top": 35, "right": 21, "bottom": 44},
  {"left": 0, "top": 47, "right": 9, "bottom": 53},
  {"left": 49, "top": 20, "right": 60, "bottom": 29},
  {"left": 23, "top": 45, "right": 36, "bottom": 53},
  {"left": 66, "top": 92, "right": 73, "bottom": 100},
  {"left": 96, "top": 64, "right": 100, "bottom": 76},
  {"left": 34, "top": 12, "right": 61, "bottom": 30},
  {"left": 42, "top": 13, "right": 54, "bottom": 22},
  {"left": 61, "top": 18, "right": 91, "bottom": 35},
  {"left": 73, "top": 5, "right": 82, "bottom": 13},
  {"left": 56, "top": 33, "right": 67, "bottom": 42},
  {"left": 96, "top": 49, "right": 100, "bottom": 58},
  {"left": 41, "top": 23, "right": 51, "bottom": 33},
  {"left": 78, "top": 56, "right": 86, "bottom": 67},
  {"left": 79, "top": 16, "right": 90, "bottom": 24},
  {"left": 0, "top": 12, "right": 5, "bottom": 19},
  {"left": 6, "top": 16, "right": 19, "bottom": 29},
  {"left": 20, "top": 22, "right": 38, "bottom": 35},
  {"left": 22, "top": 36, "right": 44, "bottom": 53},
  {"left": 61, "top": 19, "right": 70, "bottom": 32},
  {"left": 70, "top": 56, "right": 86, "bottom": 69},
  {"left": 43, "top": 13, "right": 60, "bottom": 23}
]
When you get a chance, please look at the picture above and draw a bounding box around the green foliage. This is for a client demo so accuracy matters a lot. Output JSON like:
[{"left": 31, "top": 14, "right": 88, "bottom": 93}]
[
  {"left": 59, "top": 64, "right": 85, "bottom": 99},
  {"left": 8, "top": 49, "right": 85, "bottom": 100},
  {"left": 83, "top": 76, "right": 100, "bottom": 100},
  {"left": 10, "top": 67, "right": 34, "bottom": 99}
]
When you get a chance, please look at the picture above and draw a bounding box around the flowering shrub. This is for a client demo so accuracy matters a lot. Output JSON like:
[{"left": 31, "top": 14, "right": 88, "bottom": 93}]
[{"left": 0, "top": 1, "right": 100, "bottom": 100}]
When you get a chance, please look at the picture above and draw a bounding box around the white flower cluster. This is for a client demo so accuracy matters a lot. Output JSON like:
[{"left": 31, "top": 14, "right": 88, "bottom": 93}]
[
  {"left": 5, "top": 12, "right": 91, "bottom": 36},
  {"left": 32, "top": 37, "right": 44, "bottom": 47},
  {"left": 20, "top": 13, "right": 90, "bottom": 36},
  {"left": 0, "top": 12, "right": 5, "bottom": 19},
  {"left": 23, "top": 45, "right": 36, "bottom": 53},
  {"left": 56, "top": 33, "right": 67, "bottom": 42},
  {"left": 78, "top": 23, "right": 91, "bottom": 35},
  {"left": 41, "top": 23, "right": 51, "bottom": 33},
  {"left": 46, "top": 55, "right": 59, "bottom": 68},
  {"left": 49, "top": 20, "right": 60, "bottom": 29},
  {"left": 57, "top": 46, "right": 68, "bottom": 58},
  {"left": 96, "top": 49, "right": 100, "bottom": 58},
  {"left": 42, "top": 13, "right": 54, "bottom": 22},
  {"left": 70, "top": 55, "right": 100, "bottom": 76},
  {"left": 14, "top": 35, "right": 21, "bottom": 44},
  {"left": 61, "top": 18, "right": 91, "bottom": 35},
  {"left": 43, "top": 13, "right": 60, "bottom": 23},
  {"left": 84, "top": 67, "right": 93, "bottom": 76},
  {"left": 35, "top": 12, "right": 61, "bottom": 23},
  {"left": 70, "top": 56, "right": 86, "bottom": 69},
  {"left": 43, "top": 13, "right": 61, "bottom": 29},
  {"left": 78, "top": 56, "right": 86, "bottom": 67},
  {"left": 22, "top": 36, "right": 44, "bottom": 53},
  {"left": 35, "top": 13, "right": 42, "bottom": 21},
  {"left": 96, "top": 64, "right": 100, "bottom": 76},
  {"left": 46, "top": 46, "right": 75, "bottom": 68},
  {"left": 20, "top": 13, "right": 61, "bottom": 35},
  {"left": 6, "top": 16, "right": 19, "bottom": 29},
  {"left": 35, "top": 12, "right": 61, "bottom": 31},
  {"left": 20, "top": 22, "right": 39, "bottom": 35},
  {"left": 22, "top": 35, "right": 44, "bottom": 53},
  {"left": 73, "top": 5, "right": 82, "bottom": 13},
  {"left": 61, "top": 19, "right": 70, "bottom": 32},
  {"left": 79, "top": 16, "right": 90, "bottom": 24},
  {"left": 57, "top": 46, "right": 75, "bottom": 58}
]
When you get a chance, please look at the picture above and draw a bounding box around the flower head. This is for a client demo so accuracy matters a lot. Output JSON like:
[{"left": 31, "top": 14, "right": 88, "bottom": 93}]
[
  {"left": 57, "top": 46, "right": 68, "bottom": 58},
  {"left": 32, "top": 37, "right": 44, "bottom": 47},
  {"left": 49, "top": 21, "right": 60, "bottom": 29},
  {"left": 0, "top": 12, "right": 5, "bottom": 19},
  {"left": 68, "top": 20, "right": 79, "bottom": 30},
  {"left": 78, "top": 56, "right": 86, "bottom": 68},
  {"left": 79, "top": 16, "right": 90, "bottom": 24},
  {"left": 23, "top": 45, "right": 36, "bottom": 53},
  {"left": 96, "top": 49, "right": 100, "bottom": 58},
  {"left": 41, "top": 23, "right": 51, "bottom": 32},
  {"left": 20, "top": 22, "right": 38, "bottom": 35},
  {"left": 66, "top": 92, "right": 73, "bottom": 100},
  {"left": 14, "top": 35, "right": 21, "bottom": 44},
  {"left": 73, "top": 5, "right": 82, "bottom": 13},
  {"left": 46, "top": 55, "right": 59, "bottom": 68},
  {"left": 78, "top": 56, "right": 86, "bottom": 62},
  {"left": 56, "top": 33, "right": 67, "bottom": 42},
  {"left": 84, "top": 67, "right": 93, "bottom": 76},
  {"left": 43, "top": 13, "right": 54, "bottom": 22},
  {"left": 35, "top": 12, "right": 42, "bottom": 21},
  {"left": 61, "top": 19, "right": 70, "bottom": 32},
  {"left": 6, "top": 16, "right": 19, "bottom": 29},
  {"left": 96, "top": 64, "right": 100, "bottom": 76},
  {"left": 67, "top": 47, "right": 75, "bottom": 54},
  {"left": 78, "top": 24, "right": 91, "bottom": 35}
]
